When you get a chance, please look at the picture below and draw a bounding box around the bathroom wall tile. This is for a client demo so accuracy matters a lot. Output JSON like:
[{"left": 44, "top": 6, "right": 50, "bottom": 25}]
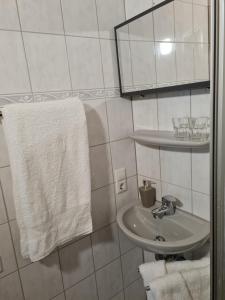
[
  {"left": 52, "top": 294, "right": 65, "bottom": 300},
  {"left": 24, "top": 33, "right": 71, "bottom": 92},
  {"left": 157, "top": 90, "right": 191, "bottom": 131},
  {"left": 0, "top": 31, "right": 31, "bottom": 94},
  {"left": 161, "top": 182, "right": 192, "bottom": 213},
  {"left": 153, "top": 2, "right": 174, "bottom": 41},
  {"left": 17, "top": 0, "right": 64, "bottom": 34},
  {"left": 124, "top": 278, "right": 146, "bottom": 300},
  {"left": 59, "top": 236, "right": 94, "bottom": 289},
  {"left": 136, "top": 144, "right": 160, "bottom": 179},
  {"left": 90, "top": 144, "right": 113, "bottom": 190},
  {"left": 132, "top": 96, "right": 158, "bottom": 130},
  {"left": 84, "top": 99, "right": 109, "bottom": 146},
  {"left": 138, "top": 175, "right": 162, "bottom": 202},
  {"left": 0, "top": 272, "right": 24, "bottom": 300},
  {"left": 0, "top": 189, "right": 7, "bottom": 225},
  {"left": 61, "top": 0, "right": 98, "bottom": 37},
  {"left": 0, "top": 167, "right": 16, "bottom": 220},
  {"left": 131, "top": 41, "right": 156, "bottom": 87},
  {"left": 65, "top": 274, "right": 98, "bottom": 300},
  {"left": 118, "top": 229, "right": 136, "bottom": 255},
  {"left": 0, "top": 223, "right": 17, "bottom": 278},
  {"left": 160, "top": 148, "right": 192, "bottom": 189},
  {"left": 0, "top": 0, "right": 20, "bottom": 30},
  {"left": 96, "top": 258, "right": 123, "bottom": 300},
  {"left": 20, "top": 252, "right": 63, "bottom": 300},
  {"left": 193, "top": 0, "right": 209, "bottom": 5},
  {"left": 100, "top": 39, "right": 119, "bottom": 88},
  {"left": 193, "top": 4, "right": 209, "bottom": 43},
  {"left": 174, "top": 1, "right": 193, "bottom": 42},
  {"left": 192, "top": 191, "right": 210, "bottom": 221},
  {"left": 176, "top": 43, "right": 194, "bottom": 82},
  {"left": 192, "top": 149, "right": 210, "bottom": 194},
  {"left": 121, "top": 247, "right": 143, "bottom": 287},
  {"left": 10, "top": 220, "right": 31, "bottom": 268},
  {"left": 91, "top": 184, "right": 116, "bottom": 231},
  {"left": 92, "top": 223, "right": 120, "bottom": 270},
  {"left": 143, "top": 250, "right": 155, "bottom": 263},
  {"left": 106, "top": 98, "right": 133, "bottom": 141},
  {"left": 117, "top": 41, "right": 133, "bottom": 88},
  {"left": 0, "top": 124, "right": 9, "bottom": 168},
  {"left": 110, "top": 139, "right": 137, "bottom": 178},
  {"left": 67, "top": 36, "right": 104, "bottom": 90},
  {"left": 194, "top": 44, "right": 209, "bottom": 80},
  {"left": 112, "top": 291, "right": 125, "bottom": 300},
  {"left": 129, "top": 13, "right": 154, "bottom": 41},
  {"left": 125, "top": 0, "right": 152, "bottom": 19},
  {"left": 96, "top": 0, "right": 125, "bottom": 39},
  {"left": 191, "top": 88, "right": 211, "bottom": 117},
  {"left": 115, "top": 176, "right": 139, "bottom": 210}
]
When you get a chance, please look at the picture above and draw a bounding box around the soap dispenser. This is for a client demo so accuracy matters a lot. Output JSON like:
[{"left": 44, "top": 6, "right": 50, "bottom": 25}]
[{"left": 139, "top": 180, "right": 156, "bottom": 208}]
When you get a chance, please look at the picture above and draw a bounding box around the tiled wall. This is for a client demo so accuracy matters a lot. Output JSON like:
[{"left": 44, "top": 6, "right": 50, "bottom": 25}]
[{"left": 0, "top": 1, "right": 145, "bottom": 300}]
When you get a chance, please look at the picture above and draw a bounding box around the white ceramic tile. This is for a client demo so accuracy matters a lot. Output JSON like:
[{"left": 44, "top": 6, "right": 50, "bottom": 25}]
[
  {"left": 0, "top": 188, "right": 7, "bottom": 225},
  {"left": 157, "top": 90, "right": 191, "bottom": 130},
  {"left": 176, "top": 43, "right": 194, "bottom": 82},
  {"left": 193, "top": 0, "right": 209, "bottom": 5},
  {"left": 0, "top": 223, "right": 17, "bottom": 278},
  {"left": 143, "top": 250, "right": 155, "bottom": 262},
  {"left": 100, "top": 39, "right": 119, "bottom": 88},
  {"left": 136, "top": 144, "right": 160, "bottom": 179},
  {"left": 67, "top": 36, "right": 104, "bottom": 90},
  {"left": 96, "top": 258, "right": 123, "bottom": 300},
  {"left": 96, "top": 0, "right": 125, "bottom": 39},
  {"left": 192, "top": 149, "right": 210, "bottom": 194},
  {"left": 0, "top": 31, "right": 31, "bottom": 94},
  {"left": 0, "top": 124, "right": 9, "bottom": 167},
  {"left": 112, "top": 291, "right": 125, "bottom": 300},
  {"left": 192, "top": 191, "right": 210, "bottom": 221},
  {"left": 107, "top": 98, "right": 133, "bottom": 141},
  {"left": 153, "top": 2, "right": 175, "bottom": 41},
  {"left": 131, "top": 41, "right": 156, "bottom": 87},
  {"left": 121, "top": 248, "right": 143, "bottom": 287},
  {"left": 61, "top": 0, "right": 98, "bottom": 37},
  {"left": 59, "top": 237, "right": 94, "bottom": 289},
  {"left": 132, "top": 96, "right": 158, "bottom": 130},
  {"left": 90, "top": 143, "right": 113, "bottom": 190},
  {"left": 174, "top": 1, "right": 193, "bottom": 42},
  {"left": 65, "top": 274, "right": 98, "bottom": 300},
  {"left": 0, "top": 272, "right": 24, "bottom": 300},
  {"left": 155, "top": 41, "right": 176, "bottom": 84},
  {"left": 24, "top": 33, "right": 71, "bottom": 92},
  {"left": 9, "top": 220, "right": 31, "bottom": 268},
  {"left": 194, "top": 44, "right": 209, "bottom": 80},
  {"left": 191, "top": 89, "right": 211, "bottom": 117},
  {"left": 138, "top": 175, "right": 162, "bottom": 202},
  {"left": 17, "top": 0, "right": 64, "bottom": 34},
  {"left": 161, "top": 181, "right": 192, "bottom": 213},
  {"left": 129, "top": 13, "right": 154, "bottom": 41},
  {"left": 0, "top": 0, "right": 20, "bottom": 30},
  {"left": 118, "top": 229, "right": 136, "bottom": 255},
  {"left": 193, "top": 4, "right": 209, "bottom": 43},
  {"left": 84, "top": 99, "right": 109, "bottom": 146},
  {"left": 160, "top": 148, "right": 192, "bottom": 188},
  {"left": 110, "top": 138, "right": 136, "bottom": 178},
  {"left": 125, "top": 0, "right": 153, "bottom": 19},
  {"left": 0, "top": 167, "right": 16, "bottom": 220},
  {"left": 92, "top": 223, "right": 120, "bottom": 269},
  {"left": 117, "top": 41, "right": 133, "bottom": 89},
  {"left": 124, "top": 278, "right": 146, "bottom": 300},
  {"left": 115, "top": 176, "right": 139, "bottom": 210},
  {"left": 20, "top": 252, "right": 63, "bottom": 300},
  {"left": 91, "top": 184, "right": 116, "bottom": 231}
]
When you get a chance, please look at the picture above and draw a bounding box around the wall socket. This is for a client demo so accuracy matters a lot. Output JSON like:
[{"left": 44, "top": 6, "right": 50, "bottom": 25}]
[{"left": 114, "top": 168, "right": 127, "bottom": 194}]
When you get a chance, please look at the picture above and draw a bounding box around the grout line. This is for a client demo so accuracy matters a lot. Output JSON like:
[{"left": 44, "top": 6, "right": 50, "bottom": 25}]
[
  {"left": 90, "top": 233, "right": 100, "bottom": 300},
  {"left": 56, "top": 248, "right": 67, "bottom": 300}
]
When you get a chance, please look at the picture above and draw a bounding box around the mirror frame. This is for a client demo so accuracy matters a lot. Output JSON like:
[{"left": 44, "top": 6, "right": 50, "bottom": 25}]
[{"left": 114, "top": 0, "right": 210, "bottom": 98}]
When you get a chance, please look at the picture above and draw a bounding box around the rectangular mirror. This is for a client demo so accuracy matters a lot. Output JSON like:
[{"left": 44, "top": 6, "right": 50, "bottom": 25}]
[{"left": 115, "top": 0, "right": 210, "bottom": 97}]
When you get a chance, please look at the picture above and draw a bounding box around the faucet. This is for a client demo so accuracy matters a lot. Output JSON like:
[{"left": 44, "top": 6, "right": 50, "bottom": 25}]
[{"left": 152, "top": 195, "right": 177, "bottom": 219}]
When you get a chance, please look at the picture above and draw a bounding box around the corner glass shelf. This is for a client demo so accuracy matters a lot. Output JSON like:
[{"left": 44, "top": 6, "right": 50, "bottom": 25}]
[{"left": 130, "top": 130, "right": 209, "bottom": 149}]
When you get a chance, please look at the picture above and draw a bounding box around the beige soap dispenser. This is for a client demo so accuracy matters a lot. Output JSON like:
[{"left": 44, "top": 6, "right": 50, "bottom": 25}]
[{"left": 139, "top": 180, "right": 156, "bottom": 208}]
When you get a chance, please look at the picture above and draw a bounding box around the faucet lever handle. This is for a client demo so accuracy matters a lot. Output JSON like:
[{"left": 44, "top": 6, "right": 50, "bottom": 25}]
[{"left": 162, "top": 195, "right": 177, "bottom": 207}]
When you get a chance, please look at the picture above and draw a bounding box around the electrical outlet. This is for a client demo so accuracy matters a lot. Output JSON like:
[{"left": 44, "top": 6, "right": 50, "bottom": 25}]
[{"left": 116, "top": 178, "right": 127, "bottom": 194}]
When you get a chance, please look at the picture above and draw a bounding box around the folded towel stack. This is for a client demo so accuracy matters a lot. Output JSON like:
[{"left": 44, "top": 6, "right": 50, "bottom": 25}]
[{"left": 139, "top": 256, "right": 210, "bottom": 300}]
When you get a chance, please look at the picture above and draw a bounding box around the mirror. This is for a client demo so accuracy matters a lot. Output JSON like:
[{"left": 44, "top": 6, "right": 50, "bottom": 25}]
[{"left": 115, "top": 0, "right": 210, "bottom": 96}]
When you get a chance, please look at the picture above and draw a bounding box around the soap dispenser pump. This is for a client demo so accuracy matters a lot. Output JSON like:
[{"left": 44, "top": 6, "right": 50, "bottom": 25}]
[{"left": 139, "top": 180, "right": 156, "bottom": 208}]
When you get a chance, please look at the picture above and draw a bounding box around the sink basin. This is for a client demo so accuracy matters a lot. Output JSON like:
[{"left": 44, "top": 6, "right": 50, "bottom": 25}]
[{"left": 117, "top": 203, "right": 210, "bottom": 255}]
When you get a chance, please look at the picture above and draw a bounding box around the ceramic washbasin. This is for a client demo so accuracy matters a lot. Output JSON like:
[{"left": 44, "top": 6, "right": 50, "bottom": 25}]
[{"left": 117, "top": 203, "right": 210, "bottom": 255}]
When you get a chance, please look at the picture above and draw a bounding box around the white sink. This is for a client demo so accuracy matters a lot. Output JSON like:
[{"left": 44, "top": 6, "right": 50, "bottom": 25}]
[{"left": 117, "top": 203, "right": 210, "bottom": 255}]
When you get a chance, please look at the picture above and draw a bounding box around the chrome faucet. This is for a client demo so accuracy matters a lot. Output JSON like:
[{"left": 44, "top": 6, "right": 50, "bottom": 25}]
[{"left": 152, "top": 195, "right": 177, "bottom": 219}]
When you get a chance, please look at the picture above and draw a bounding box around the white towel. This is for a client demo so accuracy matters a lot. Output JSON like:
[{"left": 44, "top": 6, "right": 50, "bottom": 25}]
[{"left": 2, "top": 98, "right": 92, "bottom": 262}]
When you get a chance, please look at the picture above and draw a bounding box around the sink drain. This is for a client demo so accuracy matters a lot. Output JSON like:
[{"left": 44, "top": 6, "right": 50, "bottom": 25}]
[{"left": 154, "top": 235, "right": 166, "bottom": 242}]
